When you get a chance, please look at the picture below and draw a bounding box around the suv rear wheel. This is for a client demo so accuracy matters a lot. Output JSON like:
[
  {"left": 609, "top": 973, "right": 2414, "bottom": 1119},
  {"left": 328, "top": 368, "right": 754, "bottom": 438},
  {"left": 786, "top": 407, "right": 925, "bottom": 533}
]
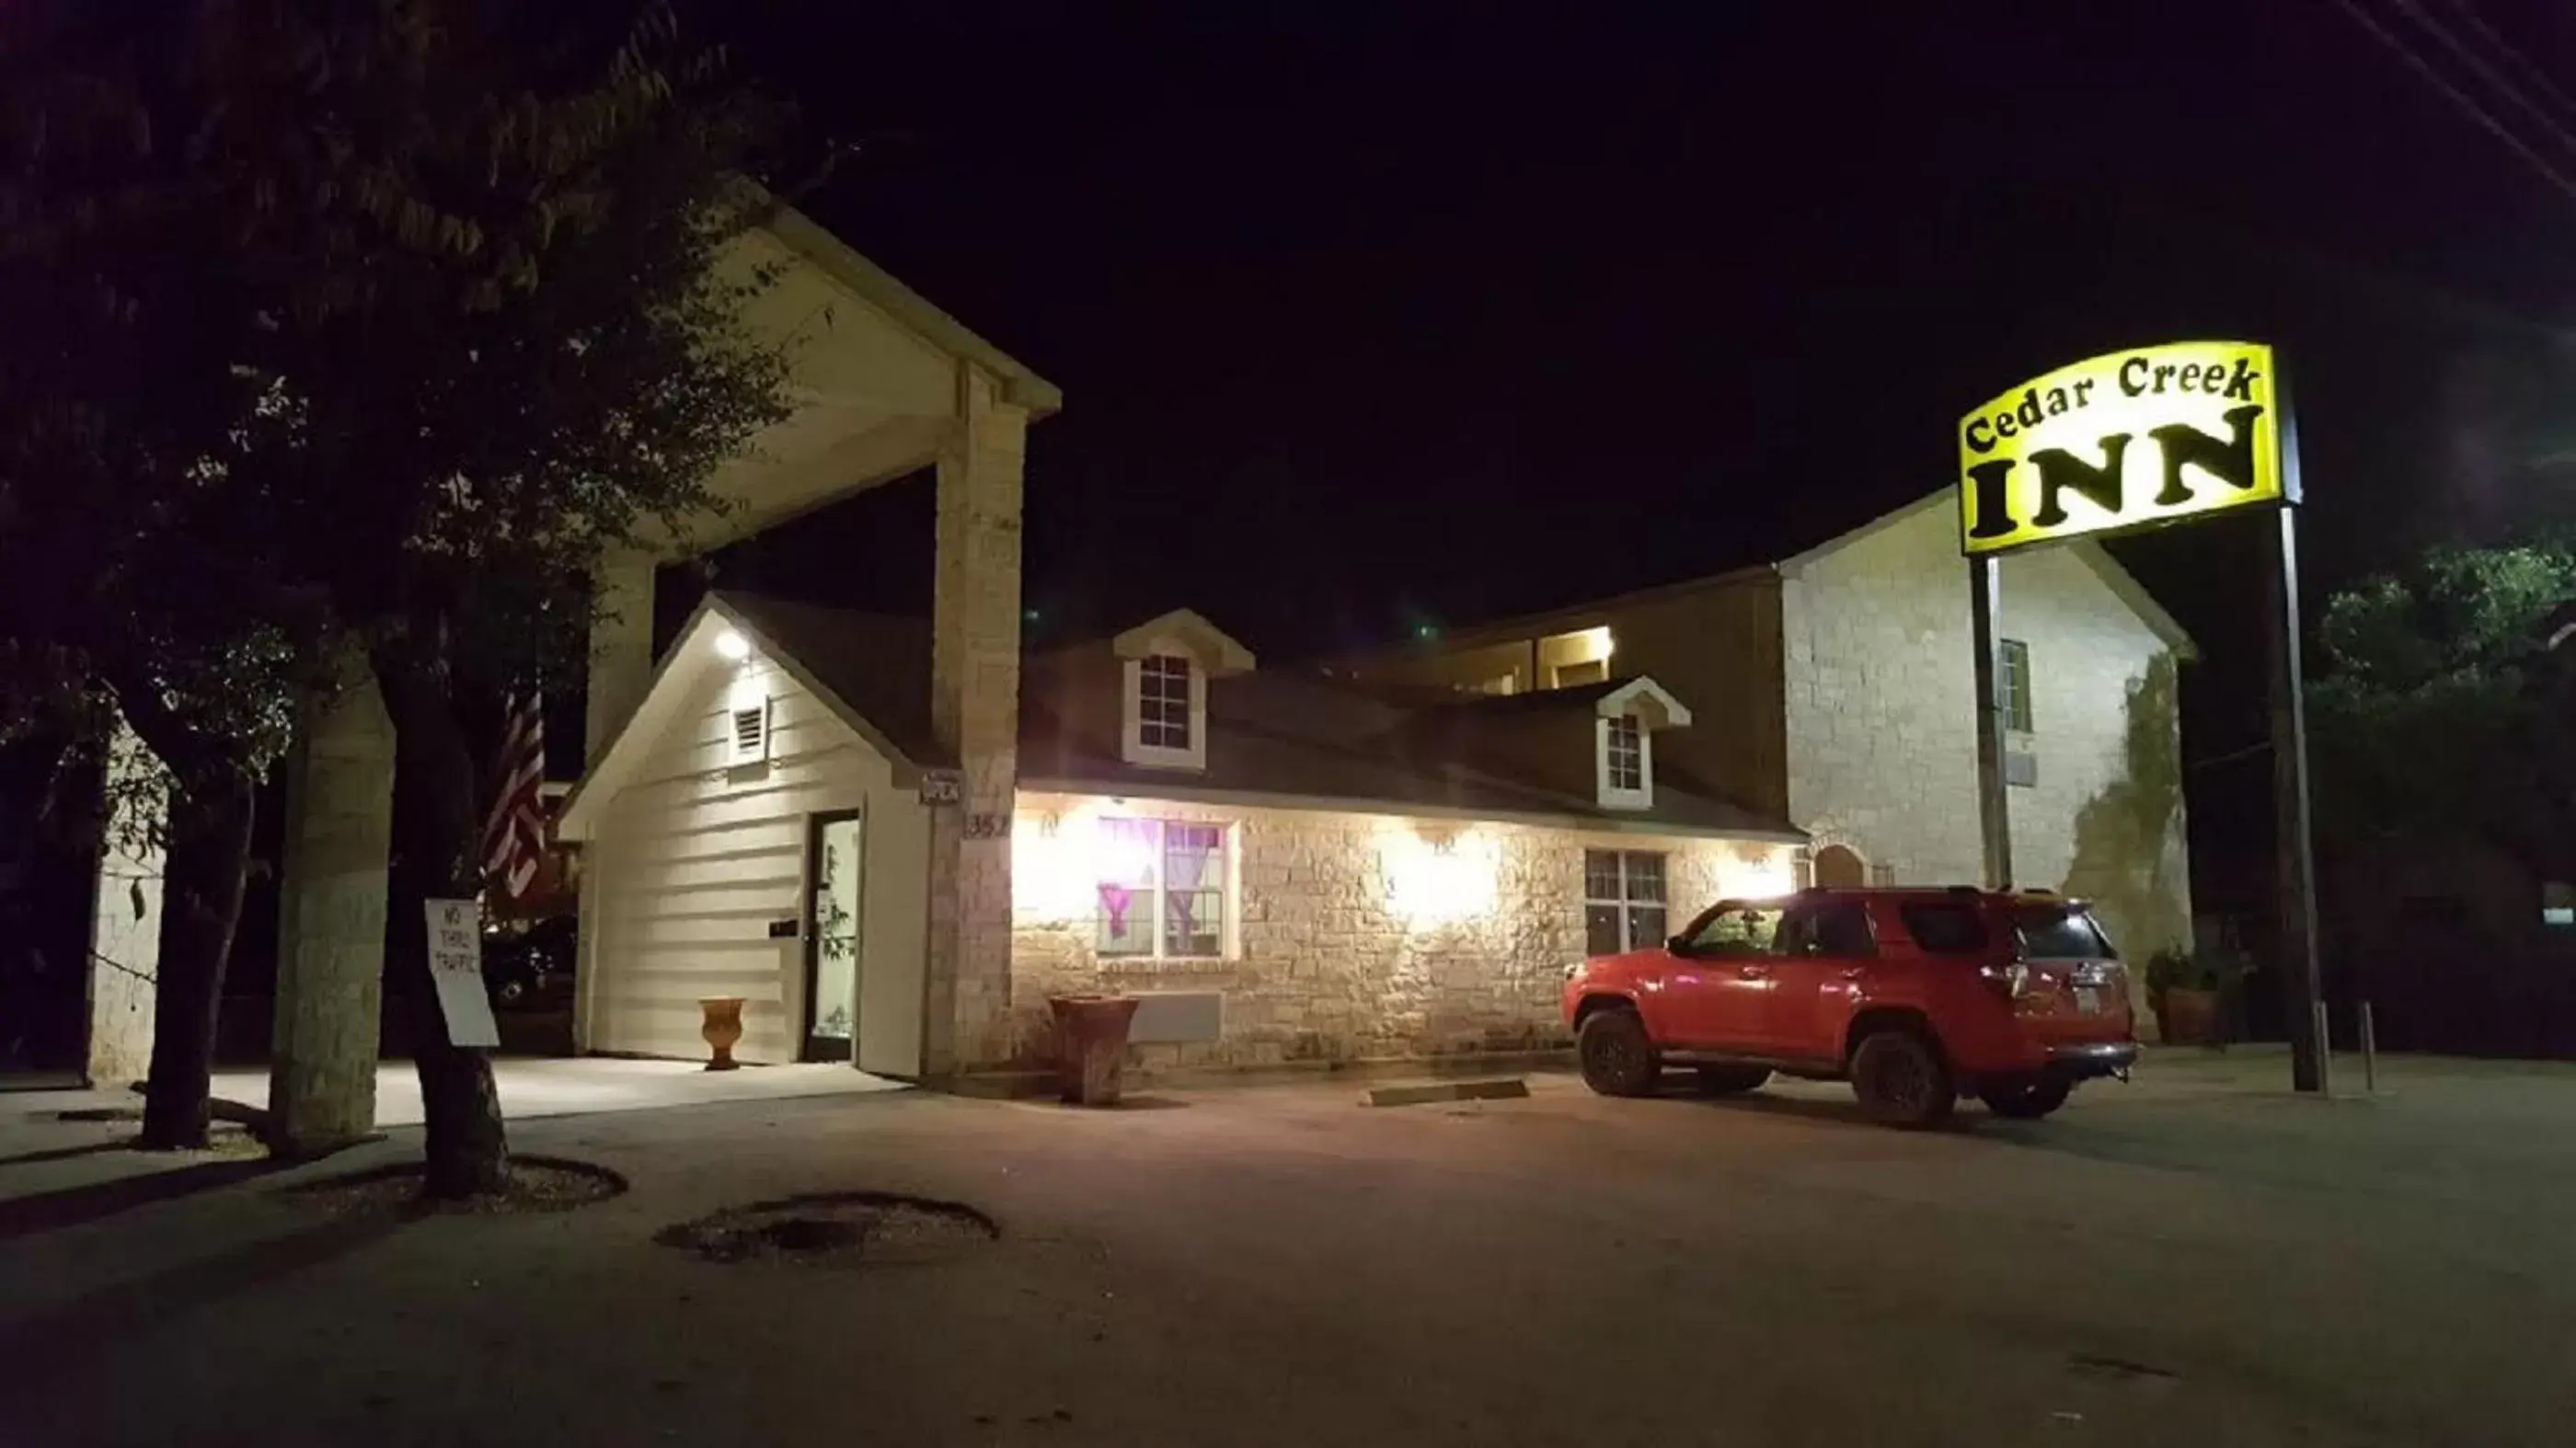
[
  {"left": 1695, "top": 1064, "right": 1771, "bottom": 1096},
  {"left": 1578, "top": 1008, "right": 1660, "bottom": 1097},
  {"left": 1849, "top": 1028, "right": 1955, "bottom": 1129},
  {"left": 1979, "top": 1077, "right": 2072, "bottom": 1120}
]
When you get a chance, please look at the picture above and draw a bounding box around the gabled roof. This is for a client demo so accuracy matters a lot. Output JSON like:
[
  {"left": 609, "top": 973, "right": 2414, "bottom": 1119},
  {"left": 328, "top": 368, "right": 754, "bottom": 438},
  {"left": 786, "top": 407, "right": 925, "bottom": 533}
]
[
  {"left": 558, "top": 592, "right": 945, "bottom": 840},
  {"left": 1020, "top": 665, "right": 1801, "bottom": 843},
  {"left": 761, "top": 202, "right": 1063, "bottom": 418},
  {"left": 1111, "top": 608, "right": 1257, "bottom": 674}
]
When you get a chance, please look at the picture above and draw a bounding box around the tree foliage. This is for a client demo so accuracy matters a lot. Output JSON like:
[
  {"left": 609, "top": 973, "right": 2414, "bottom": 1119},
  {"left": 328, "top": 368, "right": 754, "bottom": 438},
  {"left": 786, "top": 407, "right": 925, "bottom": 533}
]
[
  {"left": 2308, "top": 543, "right": 2576, "bottom": 874},
  {"left": 1, "top": 0, "right": 798, "bottom": 1177}
]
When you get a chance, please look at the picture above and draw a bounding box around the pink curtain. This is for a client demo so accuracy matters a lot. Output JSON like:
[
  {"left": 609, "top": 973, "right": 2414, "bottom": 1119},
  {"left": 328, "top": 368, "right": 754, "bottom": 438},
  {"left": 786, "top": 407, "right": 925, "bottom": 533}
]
[{"left": 1098, "top": 819, "right": 1157, "bottom": 937}]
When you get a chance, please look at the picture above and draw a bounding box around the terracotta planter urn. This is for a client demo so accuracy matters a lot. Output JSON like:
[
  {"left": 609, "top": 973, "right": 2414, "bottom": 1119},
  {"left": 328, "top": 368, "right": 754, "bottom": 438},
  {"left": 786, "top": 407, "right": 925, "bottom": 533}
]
[
  {"left": 2160, "top": 987, "right": 2220, "bottom": 1046},
  {"left": 699, "top": 995, "right": 747, "bottom": 1072},
  {"left": 1048, "top": 994, "right": 1141, "bottom": 1107}
]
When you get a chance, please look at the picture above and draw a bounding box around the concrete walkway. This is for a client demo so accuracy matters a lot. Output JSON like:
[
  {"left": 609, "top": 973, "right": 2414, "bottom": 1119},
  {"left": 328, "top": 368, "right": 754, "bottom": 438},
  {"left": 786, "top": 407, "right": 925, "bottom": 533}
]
[{"left": 211, "top": 1056, "right": 909, "bottom": 1127}]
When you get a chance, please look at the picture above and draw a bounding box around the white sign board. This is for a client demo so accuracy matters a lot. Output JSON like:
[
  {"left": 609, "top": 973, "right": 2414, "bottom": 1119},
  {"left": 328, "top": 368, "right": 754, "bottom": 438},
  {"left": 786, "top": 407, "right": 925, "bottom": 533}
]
[
  {"left": 917, "top": 770, "right": 961, "bottom": 806},
  {"left": 426, "top": 898, "right": 501, "bottom": 1049}
]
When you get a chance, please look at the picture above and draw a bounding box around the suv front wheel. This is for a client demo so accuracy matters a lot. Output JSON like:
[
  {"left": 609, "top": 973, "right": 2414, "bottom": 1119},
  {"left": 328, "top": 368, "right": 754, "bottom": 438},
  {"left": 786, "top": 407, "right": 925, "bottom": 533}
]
[
  {"left": 1849, "top": 1028, "right": 1955, "bottom": 1129},
  {"left": 1578, "top": 1007, "right": 1660, "bottom": 1097}
]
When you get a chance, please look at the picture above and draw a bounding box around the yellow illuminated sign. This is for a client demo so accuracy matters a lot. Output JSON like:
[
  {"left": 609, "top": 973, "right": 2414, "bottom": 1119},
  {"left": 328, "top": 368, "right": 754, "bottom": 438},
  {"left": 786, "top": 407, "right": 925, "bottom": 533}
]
[{"left": 1958, "top": 340, "right": 2287, "bottom": 557}]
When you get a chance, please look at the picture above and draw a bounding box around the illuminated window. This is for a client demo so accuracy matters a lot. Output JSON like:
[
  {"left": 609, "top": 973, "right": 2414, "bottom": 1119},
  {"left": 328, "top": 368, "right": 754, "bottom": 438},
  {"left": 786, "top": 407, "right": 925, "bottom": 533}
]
[
  {"left": 1137, "top": 656, "right": 1192, "bottom": 749},
  {"left": 1605, "top": 716, "right": 1643, "bottom": 790},
  {"left": 1999, "top": 639, "right": 2034, "bottom": 733},
  {"left": 1584, "top": 849, "right": 1666, "bottom": 956},
  {"left": 1095, "top": 818, "right": 1229, "bottom": 960}
]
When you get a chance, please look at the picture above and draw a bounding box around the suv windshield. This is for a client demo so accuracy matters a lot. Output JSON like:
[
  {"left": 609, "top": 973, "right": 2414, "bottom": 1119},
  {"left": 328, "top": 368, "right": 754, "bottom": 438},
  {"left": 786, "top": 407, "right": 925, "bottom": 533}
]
[{"left": 2014, "top": 906, "right": 2115, "bottom": 960}]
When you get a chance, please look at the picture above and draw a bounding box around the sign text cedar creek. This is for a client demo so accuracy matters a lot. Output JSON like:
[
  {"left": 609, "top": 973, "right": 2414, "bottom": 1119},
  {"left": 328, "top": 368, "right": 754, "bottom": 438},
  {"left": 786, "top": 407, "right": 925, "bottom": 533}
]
[{"left": 1956, "top": 340, "right": 2286, "bottom": 557}]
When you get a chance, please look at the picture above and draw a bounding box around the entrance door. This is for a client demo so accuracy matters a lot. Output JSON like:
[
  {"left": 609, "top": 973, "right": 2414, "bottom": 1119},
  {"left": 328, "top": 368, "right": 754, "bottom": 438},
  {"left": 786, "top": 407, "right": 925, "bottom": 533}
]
[{"left": 802, "top": 810, "right": 864, "bottom": 1062}]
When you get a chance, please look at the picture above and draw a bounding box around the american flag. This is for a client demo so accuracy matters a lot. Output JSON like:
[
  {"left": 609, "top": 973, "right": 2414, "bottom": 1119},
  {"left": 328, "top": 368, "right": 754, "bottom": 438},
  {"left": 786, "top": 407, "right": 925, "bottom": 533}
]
[{"left": 481, "top": 693, "right": 547, "bottom": 902}]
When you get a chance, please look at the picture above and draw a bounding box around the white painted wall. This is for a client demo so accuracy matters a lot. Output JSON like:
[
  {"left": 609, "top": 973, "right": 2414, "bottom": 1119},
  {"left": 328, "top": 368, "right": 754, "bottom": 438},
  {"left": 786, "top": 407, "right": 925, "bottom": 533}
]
[
  {"left": 587, "top": 650, "right": 931, "bottom": 1071},
  {"left": 1780, "top": 499, "right": 2191, "bottom": 961}
]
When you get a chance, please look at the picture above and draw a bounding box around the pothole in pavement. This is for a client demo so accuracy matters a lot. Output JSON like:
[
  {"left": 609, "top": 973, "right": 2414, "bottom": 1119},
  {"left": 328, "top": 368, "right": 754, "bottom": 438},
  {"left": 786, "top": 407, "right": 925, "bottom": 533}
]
[
  {"left": 282, "top": 1155, "right": 628, "bottom": 1216},
  {"left": 653, "top": 1191, "right": 998, "bottom": 1267}
]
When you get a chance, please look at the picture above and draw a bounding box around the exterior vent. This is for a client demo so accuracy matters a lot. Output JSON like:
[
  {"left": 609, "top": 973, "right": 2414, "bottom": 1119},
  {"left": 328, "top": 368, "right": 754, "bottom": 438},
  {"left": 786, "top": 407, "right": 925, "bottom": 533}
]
[
  {"left": 730, "top": 700, "right": 771, "bottom": 765},
  {"left": 2004, "top": 749, "right": 2038, "bottom": 788}
]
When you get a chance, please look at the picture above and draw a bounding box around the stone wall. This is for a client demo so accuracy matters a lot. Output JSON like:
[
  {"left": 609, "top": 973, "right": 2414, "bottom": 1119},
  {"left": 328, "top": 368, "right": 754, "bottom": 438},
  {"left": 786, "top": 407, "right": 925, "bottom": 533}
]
[
  {"left": 1007, "top": 790, "right": 1796, "bottom": 1068},
  {"left": 1780, "top": 498, "right": 2191, "bottom": 967}
]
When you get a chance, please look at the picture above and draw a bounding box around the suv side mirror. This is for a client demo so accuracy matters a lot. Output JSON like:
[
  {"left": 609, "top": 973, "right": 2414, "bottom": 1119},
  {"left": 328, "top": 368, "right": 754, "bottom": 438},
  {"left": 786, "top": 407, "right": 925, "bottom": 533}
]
[{"left": 1666, "top": 933, "right": 1694, "bottom": 956}]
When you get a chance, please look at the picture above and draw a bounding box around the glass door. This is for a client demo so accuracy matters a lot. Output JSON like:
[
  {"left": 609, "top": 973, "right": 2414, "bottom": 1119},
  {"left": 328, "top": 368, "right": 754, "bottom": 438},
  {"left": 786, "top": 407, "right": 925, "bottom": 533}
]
[{"left": 803, "top": 810, "right": 863, "bottom": 1062}]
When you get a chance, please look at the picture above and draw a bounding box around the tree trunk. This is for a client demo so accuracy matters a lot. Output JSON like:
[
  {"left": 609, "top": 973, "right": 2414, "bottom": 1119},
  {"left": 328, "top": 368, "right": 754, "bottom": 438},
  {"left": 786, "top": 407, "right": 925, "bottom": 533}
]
[
  {"left": 136, "top": 774, "right": 255, "bottom": 1150},
  {"left": 374, "top": 637, "right": 510, "bottom": 1199}
]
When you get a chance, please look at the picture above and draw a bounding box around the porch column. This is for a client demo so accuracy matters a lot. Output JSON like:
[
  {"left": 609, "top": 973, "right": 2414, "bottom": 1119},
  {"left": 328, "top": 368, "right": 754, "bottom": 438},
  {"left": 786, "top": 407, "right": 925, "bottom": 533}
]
[
  {"left": 268, "top": 663, "right": 394, "bottom": 1151},
  {"left": 574, "top": 555, "right": 655, "bottom": 1054},
  {"left": 924, "top": 363, "right": 1027, "bottom": 1075},
  {"left": 83, "top": 728, "right": 163, "bottom": 1088},
  {"left": 585, "top": 552, "right": 657, "bottom": 764}
]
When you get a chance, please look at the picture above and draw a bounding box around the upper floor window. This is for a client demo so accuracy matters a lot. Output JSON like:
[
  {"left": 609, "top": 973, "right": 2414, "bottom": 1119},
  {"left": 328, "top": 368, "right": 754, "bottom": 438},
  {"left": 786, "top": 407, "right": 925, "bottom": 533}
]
[
  {"left": 1138, "top": 655, "right": 1192, "bottom": 750},
  {"left": 1604, "top": 715, "right": 1644, "bottom": 791},
  {"left": 1999, "top": 638, "right": 2034, "bottom": 732}
]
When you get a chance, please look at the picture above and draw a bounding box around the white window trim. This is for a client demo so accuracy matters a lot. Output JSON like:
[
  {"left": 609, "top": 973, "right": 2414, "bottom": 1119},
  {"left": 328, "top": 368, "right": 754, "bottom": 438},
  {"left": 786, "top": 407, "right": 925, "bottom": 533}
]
[
  {"left": 1584, "top": 848, "right": 1669, "bottom": 953},
  {"left": 1596, "top": 715, "right": 1652, "bottom": 810},
  {"left": 1121, "top": 653, "right": 1208, "bottom": 770},
  {"left": 1095, "top": 817, "right": 1238, "bottom": 963}
]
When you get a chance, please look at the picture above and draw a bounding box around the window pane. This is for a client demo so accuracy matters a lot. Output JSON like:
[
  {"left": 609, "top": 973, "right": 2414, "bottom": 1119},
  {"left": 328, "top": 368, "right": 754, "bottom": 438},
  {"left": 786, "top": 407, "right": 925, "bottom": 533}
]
[
  {"left": 1583, "top": 850, "right": 1622, "bottom": 902},
  {"left": 1688, "top": 904, "right": 1780, "bottom": 957},
  {"left": 1585, "top": 904, "right": 1625, "bottom": 956},
  {"left": 1624, "top": 852, "right": 1665, "bottom": 902},
  {"left": 1162, "top": 822, "right": 1225, "bottom": 956},
  {"left": 1627, "top": 905, "right": 1666, "bottom": 950},
  {"left": 1095, "top": 818, "right": 1158, "bottom": 956},
  {"left": 2016, "top": 907, "right": 2113, "bottom": 960},
  {"left": 1901, "top": 902, "right": 1987, "bottom": 955},
  {"left": 1816, "top": 903, "right": 1876, "bottom": 957}
]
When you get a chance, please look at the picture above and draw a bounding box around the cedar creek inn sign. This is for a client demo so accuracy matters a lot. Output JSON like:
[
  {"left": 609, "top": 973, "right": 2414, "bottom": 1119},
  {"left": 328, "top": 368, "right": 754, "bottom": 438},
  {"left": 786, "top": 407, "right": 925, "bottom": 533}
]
[{"left": 1956, "top": 340, "right": 2286, "bottom": 557}]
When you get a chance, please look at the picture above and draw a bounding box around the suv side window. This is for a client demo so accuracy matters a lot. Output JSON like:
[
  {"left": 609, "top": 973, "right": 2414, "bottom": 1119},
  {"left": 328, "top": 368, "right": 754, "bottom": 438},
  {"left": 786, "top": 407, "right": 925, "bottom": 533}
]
[
  {"left": 1780, "top": 902, "right": 1875, "bottom": 958},
  {"left": 1683, "top": 902, "right": 1782, "bottom": 958},
  {"left": 1899, "top": 901, "right": 1990, "bottom": 955}
]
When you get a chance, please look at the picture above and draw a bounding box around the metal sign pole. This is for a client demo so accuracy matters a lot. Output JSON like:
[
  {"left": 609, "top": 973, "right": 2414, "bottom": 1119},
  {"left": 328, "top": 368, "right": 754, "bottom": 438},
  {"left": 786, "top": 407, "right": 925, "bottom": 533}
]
[
  {"left": 1969, "top": 555, "right": 2015, "bottom": 890},
  {"left": 2268, "top": 500, "right": 2327, "bottom": 1093}
]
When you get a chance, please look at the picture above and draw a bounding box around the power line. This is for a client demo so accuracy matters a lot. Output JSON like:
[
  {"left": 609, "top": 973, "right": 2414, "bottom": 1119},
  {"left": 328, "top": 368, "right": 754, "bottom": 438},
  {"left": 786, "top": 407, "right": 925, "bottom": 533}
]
[
  {"left": 2386, "top": 0, "right": 2576, "bottom": 166},
  {"left": 2328, "top": 0, "right": 2576, "bottom": 208},
  {"left": 2432, "top": 0, "right": 2576, "bottom": 132}
]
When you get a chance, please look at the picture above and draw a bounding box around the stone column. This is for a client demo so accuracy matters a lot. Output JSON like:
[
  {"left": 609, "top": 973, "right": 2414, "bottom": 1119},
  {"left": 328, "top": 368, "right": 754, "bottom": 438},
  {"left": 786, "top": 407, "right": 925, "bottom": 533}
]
[
  {"left": 268, "top": 667, "right": 394, "bottom": 1151},
  {"left": 573, "top": 554, "right": 655, "bottom": 1054},
  {"left": 924, "top": 364, "right": 1027, "bottom": 1075},
  {"left": 83, "top": 727, "right": 163, "bottom": 1088},
  {"left": 585, "top": 552, "right": 657, "bottom": 764}
]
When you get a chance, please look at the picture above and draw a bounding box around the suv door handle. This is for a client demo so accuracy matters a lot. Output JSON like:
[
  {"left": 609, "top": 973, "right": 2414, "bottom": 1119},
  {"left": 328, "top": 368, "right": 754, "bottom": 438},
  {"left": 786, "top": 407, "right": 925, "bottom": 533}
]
[{"left": 1737, "top": 964, "right": 1768, "bottom": 979}]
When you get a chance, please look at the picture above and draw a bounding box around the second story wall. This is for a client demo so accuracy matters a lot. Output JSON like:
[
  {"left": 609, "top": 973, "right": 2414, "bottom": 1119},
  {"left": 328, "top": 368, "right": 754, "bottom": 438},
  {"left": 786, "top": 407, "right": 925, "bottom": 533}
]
[
  {"left": 1781, "top": 499, "right": 2191, "bottom": 961},
  {"left": 1341, "top": 574, "right": 1790, "bottom": 819}
]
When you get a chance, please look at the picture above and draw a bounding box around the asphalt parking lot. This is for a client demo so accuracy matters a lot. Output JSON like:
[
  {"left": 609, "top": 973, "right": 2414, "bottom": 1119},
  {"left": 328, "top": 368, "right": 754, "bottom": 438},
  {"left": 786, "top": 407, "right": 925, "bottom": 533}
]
[{"left": 5, "top": 1048, "right": 2572, "bottom": 1446}]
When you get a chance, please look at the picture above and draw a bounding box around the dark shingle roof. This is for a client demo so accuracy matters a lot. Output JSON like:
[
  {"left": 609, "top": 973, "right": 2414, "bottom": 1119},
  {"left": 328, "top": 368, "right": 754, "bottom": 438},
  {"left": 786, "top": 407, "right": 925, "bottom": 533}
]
[
  {"left": 714, "top": 592, "right": 949, "bottom": 768},
  {"left": 715, "top": 595, "right": 1802, "bottom": 842}
]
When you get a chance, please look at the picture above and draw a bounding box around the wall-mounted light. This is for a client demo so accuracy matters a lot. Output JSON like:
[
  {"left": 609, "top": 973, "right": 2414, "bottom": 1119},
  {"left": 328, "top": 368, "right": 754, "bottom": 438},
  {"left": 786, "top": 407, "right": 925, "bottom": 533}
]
[
  {"left": 1383, "top": 824, "right": 1500, "bottom": 932},
  {"left": 715, "top": 628, "right": 752, "bottom": 662}
]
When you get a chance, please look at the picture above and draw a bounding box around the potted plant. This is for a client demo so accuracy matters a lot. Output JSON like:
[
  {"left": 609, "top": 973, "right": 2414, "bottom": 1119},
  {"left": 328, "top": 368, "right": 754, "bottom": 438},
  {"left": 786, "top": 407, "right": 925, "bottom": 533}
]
[{"left": 2145, "top": 946, "right": 2248, "bottom": 1046}]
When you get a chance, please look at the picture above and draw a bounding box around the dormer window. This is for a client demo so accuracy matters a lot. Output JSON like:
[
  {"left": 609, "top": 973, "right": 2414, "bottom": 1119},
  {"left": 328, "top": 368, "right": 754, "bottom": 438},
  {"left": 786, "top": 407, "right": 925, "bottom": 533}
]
[
  {"left": 1137, "top": 655, "right": 1193, "bottom": 750},
  {"left": 1112, "top": 609, "right": 1258, "bottom": 772},
  {"left": 1590, "top": 677, "right": 1691, "bottom": 810},
  {"left": 1604, "top": 715, "right": 1644, "bottom": 792}
]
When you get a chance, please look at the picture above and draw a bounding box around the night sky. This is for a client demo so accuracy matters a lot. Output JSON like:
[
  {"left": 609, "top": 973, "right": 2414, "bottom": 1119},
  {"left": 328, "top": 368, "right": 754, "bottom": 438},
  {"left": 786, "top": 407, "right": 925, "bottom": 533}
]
[{"left": 673, "top": 1, "right": 2576, "bottom": 831}]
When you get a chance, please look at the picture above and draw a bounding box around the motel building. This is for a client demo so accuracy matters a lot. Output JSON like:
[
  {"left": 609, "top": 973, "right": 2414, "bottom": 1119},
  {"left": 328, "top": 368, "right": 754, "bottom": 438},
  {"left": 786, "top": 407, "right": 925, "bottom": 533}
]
[
  {"left": 52, "top": 199, "right": 2198, "bottom": 1124},
  {"left": 562, "top": 492, "right": 2197, "bottom": 1077}
]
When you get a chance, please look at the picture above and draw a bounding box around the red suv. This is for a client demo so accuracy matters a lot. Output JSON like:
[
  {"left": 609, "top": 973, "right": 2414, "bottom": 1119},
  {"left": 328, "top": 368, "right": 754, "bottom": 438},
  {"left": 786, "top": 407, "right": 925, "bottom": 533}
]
[{"left": 1562, "top": 887, "right": 2136, "bottom": 1126}]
